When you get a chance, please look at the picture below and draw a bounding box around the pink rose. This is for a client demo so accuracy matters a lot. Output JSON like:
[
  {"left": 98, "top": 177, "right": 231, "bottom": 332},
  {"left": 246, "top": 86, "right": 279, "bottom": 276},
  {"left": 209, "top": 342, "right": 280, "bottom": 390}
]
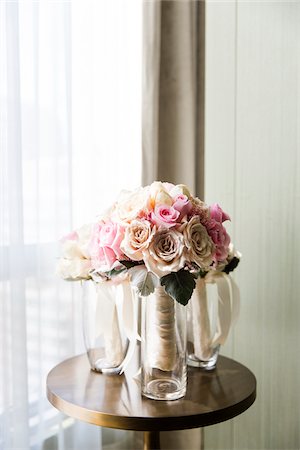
[
  {"left": 173, "top": 194, "right": 192, "bottom": 219},
  {"left": 89, "top": 222, "right": 125, "bottom": 271},
  {"left": 205, "top": 219, "right": 230, "bottom": 262},
  {"left": 150, "top": 204, "right": 180, "bottom": 228},
  {"left": 210, "top": 203, "right": 230, "bottom": 223}
]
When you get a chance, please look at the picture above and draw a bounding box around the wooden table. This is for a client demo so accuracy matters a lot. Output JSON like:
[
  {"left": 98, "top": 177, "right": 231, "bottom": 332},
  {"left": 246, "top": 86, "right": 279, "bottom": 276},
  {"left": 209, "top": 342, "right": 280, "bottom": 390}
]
[{"left": 46, "top": 353, "right": 256, "bottom": 450}]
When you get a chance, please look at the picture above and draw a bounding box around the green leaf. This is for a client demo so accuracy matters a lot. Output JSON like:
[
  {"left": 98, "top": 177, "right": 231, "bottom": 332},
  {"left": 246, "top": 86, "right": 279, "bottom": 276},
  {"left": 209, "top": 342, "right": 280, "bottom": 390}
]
[
  {"left": 160, "top": 269, "right": 196, "bottom": 306},
  {"left": 223, "top": 256, "right": 240, "bottom": 274},
  {"left": 120, "top": 260, "right": 142, "bottom": 269},
  {"left": 106, "top": 267, "right": 126, "bottom": 278},
  {"left": 129, "top": 266, "right": 159, "bottom": 296}
]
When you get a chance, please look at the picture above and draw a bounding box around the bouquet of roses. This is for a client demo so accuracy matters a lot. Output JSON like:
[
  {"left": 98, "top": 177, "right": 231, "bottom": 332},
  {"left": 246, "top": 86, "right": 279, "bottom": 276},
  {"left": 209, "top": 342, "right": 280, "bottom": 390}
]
[
  {"left": 57, "top": 181, "right": 239, "bottom": 306},
  {"left": 58, "top": 181, "right": 241, "bottom": 373}
]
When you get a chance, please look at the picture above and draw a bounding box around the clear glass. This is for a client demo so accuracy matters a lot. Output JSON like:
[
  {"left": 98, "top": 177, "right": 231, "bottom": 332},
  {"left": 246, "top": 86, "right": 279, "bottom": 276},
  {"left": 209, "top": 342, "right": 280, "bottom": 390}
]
[
  {"left": 82, "top": 280, "right": 128, "bottom": 374},
  {"left": 187, "top": 281, "right": 220, "bottom": 370},
  {"left": 141, "top": 287, "right": 187, "bottom": 401}
]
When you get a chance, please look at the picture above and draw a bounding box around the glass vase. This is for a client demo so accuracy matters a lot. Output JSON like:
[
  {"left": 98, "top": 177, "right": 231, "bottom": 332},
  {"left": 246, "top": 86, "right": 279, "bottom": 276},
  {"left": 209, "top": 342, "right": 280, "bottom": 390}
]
[
  {"left": 187, "top": 278, "right": 220, "bottom": 370},
  {"left": 141, "top": 287, "right": 187, "bottom": 401},
  {"left": 82, "top": 280, "right": 128, "bottom": 374}
]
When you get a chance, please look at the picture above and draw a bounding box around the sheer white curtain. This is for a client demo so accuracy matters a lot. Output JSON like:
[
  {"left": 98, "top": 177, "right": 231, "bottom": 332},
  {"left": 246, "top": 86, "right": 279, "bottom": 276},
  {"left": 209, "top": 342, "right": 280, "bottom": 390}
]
[{"left": 0, "top": 1, "right": 141, "bottom": 449}]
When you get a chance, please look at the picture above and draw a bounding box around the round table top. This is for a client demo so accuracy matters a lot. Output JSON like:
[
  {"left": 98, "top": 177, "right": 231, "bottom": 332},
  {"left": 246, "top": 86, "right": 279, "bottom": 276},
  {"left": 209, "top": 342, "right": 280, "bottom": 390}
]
[{"left": 47, "top": 353, "right": 256, "bottom": 432}]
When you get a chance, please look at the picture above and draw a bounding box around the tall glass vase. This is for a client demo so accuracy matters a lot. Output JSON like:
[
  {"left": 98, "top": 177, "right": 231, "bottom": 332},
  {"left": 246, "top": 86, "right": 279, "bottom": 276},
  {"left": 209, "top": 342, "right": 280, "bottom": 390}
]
[
  {"left": 141, "top": 287, "right": 187, "bottom": 401},
  {"left": 82, "top": 280, "right": 129, "bottom": 374},
  {"left": 187, "top": 278, "right": 220, "bottom": 370}
]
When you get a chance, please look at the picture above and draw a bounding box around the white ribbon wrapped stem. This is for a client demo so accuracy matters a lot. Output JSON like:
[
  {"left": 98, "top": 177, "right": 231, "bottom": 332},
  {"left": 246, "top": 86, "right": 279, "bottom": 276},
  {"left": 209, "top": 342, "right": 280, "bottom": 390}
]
[
  {"left": 191, "top": 273, "right": 240, "bottom": 360},
  {"left": 211, "top": 273, "right": 240, "bottom": 346},
  {"left": 146, "top": 287, "right": 176, "bottom": 372},
  {"left": 118, "top": 281, "right": 140, "bottom": 374},
  {"left": 191, "top": 278, "right": 213, "bottom": 360},
  {"left": 94, "top": 280, "right": 140, "bottom": 373},
  {"left": 210, "top": 274, "right": 232, "bottom": 346},
  {"left": 229, "top": 275, "right": 240, "bottom": 328},
  {"left": 95, "top": 282, "right": 123, "bottom": 367}
]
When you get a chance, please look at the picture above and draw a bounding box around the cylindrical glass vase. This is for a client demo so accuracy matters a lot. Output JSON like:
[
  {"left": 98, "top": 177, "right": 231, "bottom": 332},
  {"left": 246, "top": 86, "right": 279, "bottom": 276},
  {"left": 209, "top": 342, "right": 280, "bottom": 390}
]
[
  {"left": 141, "top": 287, "right": 187, "bottom": 401},
  {"left": 187, "top": 278, "right": 220, "bottom": 370},
  {"left": 82, "top": 280, "right": 128, "bottom": 374}
]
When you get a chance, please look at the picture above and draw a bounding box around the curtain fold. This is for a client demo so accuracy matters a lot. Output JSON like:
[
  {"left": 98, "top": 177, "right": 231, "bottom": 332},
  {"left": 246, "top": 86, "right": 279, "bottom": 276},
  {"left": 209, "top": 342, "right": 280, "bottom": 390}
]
[
  {"left": 2, "top": 3, "right": 30, "bottom": 449},
  {"left": 142, "top": 1, "right": 206, "bottom": 449},
  {"left": 142, "top": 0, "right": 205, "bottom": 199},
  {"left": 1, "top": 1, "right": 142, "bottom": 448},
  {"left": 0, "top": 1, "right": 81, "bottom": 448}
]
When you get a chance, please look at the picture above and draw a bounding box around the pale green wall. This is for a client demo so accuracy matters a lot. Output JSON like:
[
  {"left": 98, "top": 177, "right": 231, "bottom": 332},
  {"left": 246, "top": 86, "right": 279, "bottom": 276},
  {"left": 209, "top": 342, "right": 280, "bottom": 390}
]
[{"left": 205, "top": 1, "right": 300, "bottom": 449}]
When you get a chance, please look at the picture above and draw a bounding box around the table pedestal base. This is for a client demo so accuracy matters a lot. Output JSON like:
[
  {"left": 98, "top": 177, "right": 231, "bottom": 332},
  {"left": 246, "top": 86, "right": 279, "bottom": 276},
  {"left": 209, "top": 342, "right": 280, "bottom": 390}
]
[{"left": 143, "top": 430, "right": 160, "bottom": 450}]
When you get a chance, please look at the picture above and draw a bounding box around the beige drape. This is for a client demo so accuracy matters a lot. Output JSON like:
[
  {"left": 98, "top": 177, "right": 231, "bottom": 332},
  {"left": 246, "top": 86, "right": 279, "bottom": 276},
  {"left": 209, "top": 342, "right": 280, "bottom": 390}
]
[
  {"left": 141, "top": 1, "right": 205, "bottom": 449},
  {"left": 142, "top": 0, "right": 205, "bottom": 199}
]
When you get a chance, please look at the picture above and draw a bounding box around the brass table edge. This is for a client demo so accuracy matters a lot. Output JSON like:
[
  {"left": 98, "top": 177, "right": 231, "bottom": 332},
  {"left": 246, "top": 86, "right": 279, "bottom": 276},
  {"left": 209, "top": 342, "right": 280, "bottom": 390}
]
[{"left": 46, "top": 376, "right": 256, "bottom": 432}]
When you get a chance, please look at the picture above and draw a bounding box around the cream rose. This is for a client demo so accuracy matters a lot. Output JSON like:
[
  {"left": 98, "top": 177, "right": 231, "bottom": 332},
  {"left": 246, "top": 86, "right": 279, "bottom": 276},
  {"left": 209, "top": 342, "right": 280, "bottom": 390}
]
[
  {"left": 169, "top": 183, "right": 191, "bottom": 199},
  {"left": 143, "top": 228, "right": 186, "bottom": 278},
  {"left": 121, "top": 219, "right": 154, "bottom": 261},
  {"left": 182, "top": 216, "right": 214, "bottom": 269},
  {"left": 148, "top": 181, "right": 173, "bottom": 210},
  {"left": 113, "top": 187, "right": 150, "bottom": 223}
]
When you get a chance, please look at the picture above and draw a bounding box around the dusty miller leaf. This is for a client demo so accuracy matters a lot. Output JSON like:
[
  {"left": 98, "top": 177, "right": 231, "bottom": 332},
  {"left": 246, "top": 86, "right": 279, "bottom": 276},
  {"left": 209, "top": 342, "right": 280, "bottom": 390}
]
[{"left": 129, "top": 265, "right": 159, "bottom": 297}]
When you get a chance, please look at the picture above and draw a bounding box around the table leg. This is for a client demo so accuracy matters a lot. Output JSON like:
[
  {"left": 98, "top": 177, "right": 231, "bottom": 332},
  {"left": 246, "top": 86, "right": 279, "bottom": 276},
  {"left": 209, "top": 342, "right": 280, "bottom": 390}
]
[{"left": 143, "top": 430, "right": 161, "bottom": 450}]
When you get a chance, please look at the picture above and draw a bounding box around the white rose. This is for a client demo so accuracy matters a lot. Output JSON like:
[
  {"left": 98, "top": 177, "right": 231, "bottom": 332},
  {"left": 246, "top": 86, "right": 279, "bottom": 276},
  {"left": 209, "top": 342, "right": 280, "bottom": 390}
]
[
  {"left": 61, "top": 223, "right": 93, "bottom": 259},
  {"left": 121, "top": 219, "right": 155, "bottom": 261},
  {"left": 182, "top": 217, "right": 214, "bottom": 269},
  {"left": 143, "top": 228, "right": 186, "bottom": 278},
  {"left": 61, "top": 240, "right": 83, "bottom": 259},
  {"left": 56, "top": 258, "right": 91, "bottom": 280},
  {"left": 58, "top": 223, "right": 93, "bottom": 280},
  {"left": 76, "top": 223, "right": 93, "bottom": 258}
]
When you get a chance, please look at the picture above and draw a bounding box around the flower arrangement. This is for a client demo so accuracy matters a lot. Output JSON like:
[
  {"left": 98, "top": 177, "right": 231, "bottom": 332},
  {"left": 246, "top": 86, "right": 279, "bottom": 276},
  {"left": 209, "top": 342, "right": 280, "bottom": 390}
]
[{"left": 57, "top": 181, "right": 240, "bottom": 306}]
